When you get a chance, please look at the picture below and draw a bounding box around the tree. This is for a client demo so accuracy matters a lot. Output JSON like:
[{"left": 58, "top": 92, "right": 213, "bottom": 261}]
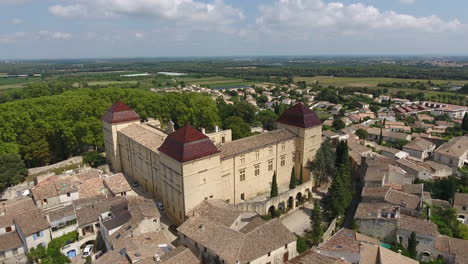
[
  {"left": 296, "top": 235, "right": 308, "bottom": 253},
  {"left": 270, "top": 171, "right": 278, "bottom": 198},
  {"left": 369, "top": 105, "right": 380, "bottom": 114},
  {"left": 407, "top": 232, "right": 418, "bottom": 259},
  {"left": 310, "top": 140, "right": 335, "bottom": 186},
  {"left": 378, "top": 128, "right": 383, "bottom": 145},
  {"left": 0, "top": 154, "right": 28, "bottom": 192},
  {"left": 332, "top": 119, "right": 345, "bottom": 130},
  {"left": 27, "top": 244, "right": 48, "bottom": 263},
  {"left": 462, "top": 113, "right": 468, "bottom": 131},
  {"left": 299, "top": 166, "right": 303, "bottom": 185},
  {"left": 224, "top": 116, "right": 251, "bottom": 140},
  {"left": 355, "top": 128, "right": 369, "bottom": 140},
  {"left": 335, "top": 140, "right": 349, "bottom": 168},
  {"left": 289, "top": 166, "right": 297, "bottom": 189},
  {"left": 309, "top": 200, "right": 323, "bottom": 245},
  {"left": 256, "top": 110, "right": 278, "bottom": 131},
  {"left": 83, "top": 151, "right": 106, "bottom": 168}
]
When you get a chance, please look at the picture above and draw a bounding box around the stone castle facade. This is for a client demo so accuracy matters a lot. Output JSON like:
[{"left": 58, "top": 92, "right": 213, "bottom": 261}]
[{"left": 102, "top": 101, "right": 322, "bottom": 224}]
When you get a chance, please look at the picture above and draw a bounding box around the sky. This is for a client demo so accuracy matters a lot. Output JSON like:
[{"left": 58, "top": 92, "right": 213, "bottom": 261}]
[{"left": 1, "top": 0, "right": 468, "bottom": 59}]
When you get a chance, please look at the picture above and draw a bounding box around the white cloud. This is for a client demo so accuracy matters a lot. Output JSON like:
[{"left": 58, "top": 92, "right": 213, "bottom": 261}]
[
  {"left": 256, "top": 0, "right": 464, "bottom": 35},
  {"left": 48, "top": 0, "right": 243, "bottom": 26},
  {"left": 12, "top": 18, "right": 23, "bottom": 24},
  {"left": 399, "top": 0, "right": 416, "bottom": 5},
  {"left": 135, "top": 32, "right": 144, "bottom": 39},
  {"left": 38, "top": 31, "right": 72, "bottom": 40}
]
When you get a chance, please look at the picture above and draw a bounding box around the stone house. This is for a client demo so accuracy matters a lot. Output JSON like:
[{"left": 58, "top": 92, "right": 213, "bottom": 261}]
[
  {"left": 177, "top": 200, "right": 298, "bottom": 264},
  {"left": 453, "top": 193, "right": 468, "bottom": 225},
  {"left": 353, "top": 202, "right": 400, "bottom": 242},
  {"left": 45, "top": 205, "right": 77, "bottom": 239},
  {"left": 433, "top": 236, "right": 468, "bottom": 264},
  {"left": 14, "top": 209, "right": 52, "bottom": 251},
  {"left": 434, "top": 136, "right": 468, "bottom": 169},
  {"left": 317, "top": 228, "right": 379, "bottom": 264},
  {"left": 103, "top": 102, "right": 322, "bottom": 224},
  {"left": 396, "top": 215, "right": 439, "bottom": 260},
  {"left": 367, "top": 128, "right": 411, "bottom": 143},
  {"left": 103, "top": 173, "right": 135, "bottom": 197},
  {"left": 403, "top": 138, "right": 436, "bottom": 161},
  {"left": 396, "top": 159, "right": 432, "bottom": 180},
  {"left": 100, "top": 196, "right": 161, "bottom": 251},
  {"left": 0, "top": 215, "right": 25, "bottom": 264}
]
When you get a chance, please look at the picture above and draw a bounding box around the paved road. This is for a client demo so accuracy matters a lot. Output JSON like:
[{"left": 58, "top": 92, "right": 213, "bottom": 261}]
[{"left": 280, "top": 202, "right": 314, "bottom": 235}]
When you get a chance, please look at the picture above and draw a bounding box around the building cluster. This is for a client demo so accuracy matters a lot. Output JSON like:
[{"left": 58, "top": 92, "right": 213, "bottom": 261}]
[{"left": 102, "top": 101, "right": 322, "bottom": 224}]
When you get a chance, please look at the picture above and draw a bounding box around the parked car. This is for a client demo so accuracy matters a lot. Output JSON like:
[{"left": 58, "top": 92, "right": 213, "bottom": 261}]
[
  {"left": 156, "top": 201, "right": 164, "bottom": 211},
  {"left": 82, "top": 244, "right": 94, "bottom": 258}
]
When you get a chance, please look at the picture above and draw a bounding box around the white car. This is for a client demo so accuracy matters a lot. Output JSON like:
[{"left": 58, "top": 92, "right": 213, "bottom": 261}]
[{"left": 82, "top": 244, "right": 93, "bottom": 258}]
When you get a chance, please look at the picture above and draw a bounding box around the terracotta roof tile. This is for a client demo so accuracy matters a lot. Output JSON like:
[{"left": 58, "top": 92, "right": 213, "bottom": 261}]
[
  {"left": 287, "top": 251, "right": 351, "bottom": 264},
  {"left": 0, "top": 231, "right": 23, "bottom": 252},
  {"left": 102, "top": 101, "right": 140, "bottom": 124},
  {"left": 277, "top": 103, "right": 322, "bottom": 128},
  {"left": 158, "top": 125, "right": 220, "bottom": 163}
]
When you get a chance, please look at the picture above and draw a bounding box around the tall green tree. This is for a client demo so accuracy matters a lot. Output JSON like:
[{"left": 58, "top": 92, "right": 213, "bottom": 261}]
[
  {"left": 309, "top": 200, "right": 323, "bottom": 245},
  {"left": 310, "top": 140, "right": 335, "bottom": 186},
  {"left": 0, "top": 154, "right": 28, "bottom": 192},
  {"left": 462, "top": 113, "right": 468, "bottom": 131},
  {"left": 378, "top": 128, "right": 383, "bottom": 145},
  {"left": 223, "top": 116, "right": 251, "bottom": 140},
  {"left": 270, "top": 171, "right": 278, "bottom": 198},
  {"left": 355, "top": 128, "right": 369, "bottom": 140},
  {"left": 332, "top": 119, "right": 346, "bottom": 130},
  {"left": 407, "top": 232, "right": 418, "bottom": 259},
  {"left": 289, "top": 166, "right": 297, "bottom": 189}
]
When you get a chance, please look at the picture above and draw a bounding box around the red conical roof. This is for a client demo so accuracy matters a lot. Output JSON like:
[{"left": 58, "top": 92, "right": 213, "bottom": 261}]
[
  {"left": 277, "top": 103, "right": 322, "bottom": 128},
  {"left": 101, "top": 101, "right": 140, "bottom": 124},
  {"left": 158, "top": 124, "right": 220, "bottom": 163}
]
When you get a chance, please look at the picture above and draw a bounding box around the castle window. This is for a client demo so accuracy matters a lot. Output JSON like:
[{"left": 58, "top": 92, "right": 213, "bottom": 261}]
[
  {"left": 255, "top": 151, "right": 260, "bottom": 160},
  {"left": 281, "top": 142, "right": 285, "bottom": 151},
  {"left": 269, "top": 146, "right": 273, "bottom": 155},
  {"left": 240, "top": 169, "right": 246, "bottom": 181},
  {"left": 241, "top": 193, "right": 245, "bottom": 200},
  {"left": 268, "top": 160, "right": 273, "bottom": 171},
  {"left": 292, "top": 152, "right": 296, "bottom": 162},
  {"left": 254, "top": 164, "right": 260, "bottom": 176},
  {"left": 280, "top": 155, "right": 285, "bottom": 166},
  {"left": 240, "top": 155, "right": 245, "bottom": 165}
]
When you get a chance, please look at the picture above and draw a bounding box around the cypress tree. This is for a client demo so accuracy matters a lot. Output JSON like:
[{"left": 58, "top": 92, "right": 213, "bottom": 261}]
[
  {"left": 299, "top": 166, "right": 304, "bottom": 185},
  {"left": 462, "top": 113, "right": 468, "bottom": 131},
  {"left": 407, "top": 232, "right": 418, "bottom": 259},
  {"left": 270, "top": 171, "right": 278, "bottom": 198},
  {"left": 310, "top": 200, "right": 323, "bottom": 245},
  {"left": 289, "top": 166, "right": 296, "bottom": 189}
]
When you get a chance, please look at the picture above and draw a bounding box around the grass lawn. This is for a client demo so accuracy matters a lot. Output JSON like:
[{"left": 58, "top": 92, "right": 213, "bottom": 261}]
[{"left": 294, "top": 76, "right": 468, "bottom": 88}]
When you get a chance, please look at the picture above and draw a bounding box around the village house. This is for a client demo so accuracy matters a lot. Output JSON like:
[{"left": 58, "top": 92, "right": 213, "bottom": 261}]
[
  {"left": 453, "top": 193, "right": 468, "bottom": 225},
  {"left": 103, "top": 173, "right": 135, "bottom": 197},
  {"left": 403, "top": 138, "right": 436, "bottom": 161},
  {"left": 433, "top": 136, "right": 468, "bottom": 169},
  {"left": 317, "top": 228, "right": 378, "bottom": 264},
  {"left": 367, "top": 128, "right": 412, "bottom": 143},
  {"left": 100, "top": 196, "right": 161, "bottom": 251},
  {"left": 177, "top": 199, "right": 297, "bottom": 264}
]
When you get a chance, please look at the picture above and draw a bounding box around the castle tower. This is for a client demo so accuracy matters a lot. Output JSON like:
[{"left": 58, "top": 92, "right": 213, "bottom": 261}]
[
  {"left": 276, "top": 103, "right": 323, "bottom": 182},
  {"left": 101, "top": 101, "right": 141, "bottom": 172},
  {"left": 158, "top": 124, "right": 222, "bottom": 224}
]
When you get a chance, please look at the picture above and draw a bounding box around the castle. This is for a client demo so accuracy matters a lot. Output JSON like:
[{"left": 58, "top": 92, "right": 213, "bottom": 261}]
[{"left": 102, "top": 101, "right": 322, "bottom": 224}]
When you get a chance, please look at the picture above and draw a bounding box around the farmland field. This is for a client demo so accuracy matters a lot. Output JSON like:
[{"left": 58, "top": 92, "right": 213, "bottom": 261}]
[{"left": 294, "top": 76, "right": 468, "bottom": 88}]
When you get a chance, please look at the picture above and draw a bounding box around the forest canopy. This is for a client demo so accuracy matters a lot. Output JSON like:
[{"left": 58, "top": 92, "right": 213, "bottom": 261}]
[{"left": 0, "top": 88, "right": 220, "bottom": 167}]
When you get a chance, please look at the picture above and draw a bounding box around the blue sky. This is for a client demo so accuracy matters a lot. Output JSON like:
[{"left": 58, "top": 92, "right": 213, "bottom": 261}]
[{"left": 1, "top": 0, "right": 467, "bottom": 59}]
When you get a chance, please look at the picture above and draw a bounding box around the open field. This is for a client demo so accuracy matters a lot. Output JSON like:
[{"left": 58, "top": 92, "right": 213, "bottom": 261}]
[
  {"left": 294, "top": 76, "right": 468, "bottom": 88},
  {"left": 86, "top": 80, "right": 139, "bottom": 86},
  {"left": 0, "top": 83, "right": 26, "bottom": 90}
]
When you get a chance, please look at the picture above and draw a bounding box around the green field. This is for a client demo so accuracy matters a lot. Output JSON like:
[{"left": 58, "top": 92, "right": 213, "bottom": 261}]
[
  {"left": 294, "top": 76, "right": 468, "bottom": 88},
  {"left": 86, "top": 80, "right": 139, "bottom": 86}
]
